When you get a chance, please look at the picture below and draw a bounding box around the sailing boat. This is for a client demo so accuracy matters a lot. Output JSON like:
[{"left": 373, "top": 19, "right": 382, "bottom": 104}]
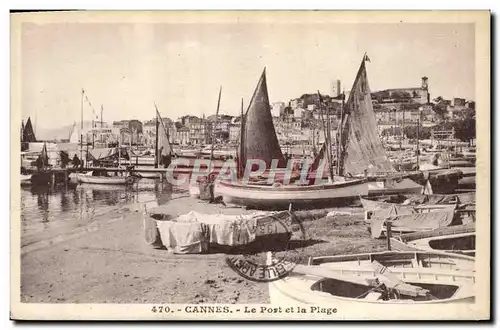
[
  {"left": 217, "top": 56, "right": 422, "bottom": 210},
  {"left": 134, "top": 106, "right": 173, "bottom": 179},
  {"left": 30, "top": 142, "right": 53, "bottom": 186},
  {"left": 69, "top": 122, "right": 79, "bottom": 144}
]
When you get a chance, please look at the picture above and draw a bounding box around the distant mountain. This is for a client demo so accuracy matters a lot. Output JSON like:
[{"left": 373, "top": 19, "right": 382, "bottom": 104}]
[{"left": 35, "top": 121, "right": 94, "bottom": 141}]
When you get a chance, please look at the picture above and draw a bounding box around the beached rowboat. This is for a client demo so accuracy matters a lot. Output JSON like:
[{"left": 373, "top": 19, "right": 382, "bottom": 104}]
[
  {"left": 268, "top": 251, "right": 475, "bottom": 306},
  {"left": 218, "top": 178, "right": 368, "bottom": 209},
  {"left": 390, "top": 223, "right": 476, "bottom": 256}
]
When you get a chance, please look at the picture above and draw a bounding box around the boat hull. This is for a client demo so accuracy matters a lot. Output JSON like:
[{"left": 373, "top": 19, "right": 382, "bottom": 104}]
[
  {"left": 268, "top": 251, "right": 475, "bottom": 307},
  {"left": 217, "top": 177, "right": 424, "bottom": 210},
  {"left": 20, "top": 174, "right": 32, "bottom": 185},
  {"left": 77, "top": 174, "right": 135, "bottom": 185},
  {"left": 390, "top": 224, "right": 476, "bottom": 256},
  {"left": 269, "top": 276, "right": 475, "bottom": 307},
  {"left": 217, "top": 179, "right": 369, "bottom": 210}
]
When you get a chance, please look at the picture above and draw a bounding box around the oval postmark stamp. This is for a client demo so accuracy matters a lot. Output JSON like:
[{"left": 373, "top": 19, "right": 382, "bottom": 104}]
[{"left": 225, "top": 211, "right": 307, "bottom": 282}]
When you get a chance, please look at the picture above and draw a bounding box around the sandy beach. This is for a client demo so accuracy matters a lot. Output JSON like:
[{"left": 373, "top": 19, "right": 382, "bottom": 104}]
[{"left": 20, "top": 194, "right": 387, "bottom": 304}]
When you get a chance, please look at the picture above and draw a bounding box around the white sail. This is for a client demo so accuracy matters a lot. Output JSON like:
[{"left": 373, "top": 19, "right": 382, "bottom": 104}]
[{"left": 69, "top": 122, "right": 79, "bottom": 144}]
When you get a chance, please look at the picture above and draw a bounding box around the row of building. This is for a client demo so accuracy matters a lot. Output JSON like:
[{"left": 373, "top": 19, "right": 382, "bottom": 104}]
[{"left": 72, "top": 77, "right": 474, "bottom": 148}]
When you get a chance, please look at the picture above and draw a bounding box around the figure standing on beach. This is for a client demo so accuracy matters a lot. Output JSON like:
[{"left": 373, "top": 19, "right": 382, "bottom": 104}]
[
  {"left": 158, "top": 146, "right": 172, "bottom": 168},
  {"left": 72, "top": 154, "right": 80, "bottom": 168}
]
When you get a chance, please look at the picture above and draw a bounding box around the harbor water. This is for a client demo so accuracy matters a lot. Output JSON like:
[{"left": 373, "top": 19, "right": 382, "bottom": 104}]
[{"left": 20, "top": 179, "right": 185, "bottom": 248}]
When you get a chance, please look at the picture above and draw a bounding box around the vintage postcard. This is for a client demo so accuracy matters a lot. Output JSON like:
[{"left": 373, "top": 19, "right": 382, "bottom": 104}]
[{"left": 10, "top": 10, "right": 490, "bottom": 320}]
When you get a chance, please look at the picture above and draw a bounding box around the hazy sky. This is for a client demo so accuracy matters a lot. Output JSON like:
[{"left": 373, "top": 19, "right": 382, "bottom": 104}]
[{"left": 20, "top": 21, "right": 475, "bottom": 129}]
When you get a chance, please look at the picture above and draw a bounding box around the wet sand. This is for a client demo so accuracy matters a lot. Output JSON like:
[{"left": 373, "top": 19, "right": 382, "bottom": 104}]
[{"left": 20, "top": 195, "right": 387, "bottom": 304}]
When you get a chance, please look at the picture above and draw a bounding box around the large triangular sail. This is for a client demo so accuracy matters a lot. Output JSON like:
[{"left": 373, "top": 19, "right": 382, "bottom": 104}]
[
  {"left": 338, "top": 55, "right": 395, "bottom": 176},
  {"left": 22, "top": 117, "right": 37, "bottom": 143},
  {"left": 40, "top": 142, "right": 49, "bottom": 168},
  {"left": 69, "top": 122, "right": 79, "bottom": 143},
  {"left": 155, "top": 105, "right": 172, "bottom": 157},
  {"left": 239, "top": 68, "right": 285, "bottom": 175}
]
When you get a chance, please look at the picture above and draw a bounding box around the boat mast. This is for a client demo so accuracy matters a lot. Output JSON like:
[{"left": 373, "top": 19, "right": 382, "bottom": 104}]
[
  {"left": 318, "top": 91, "right": 333, "bottom": 180},
  {"left": 80, "top": 88, "right": 84, "bottom": 165},
  {"left": 154, "top": 115, "right": 159, "bottom": 168},
  {"left": 416, "top": 116, "right": 420, "bottom": 169},
  {"left": 118, "top": 132, "right": 121, "bottom": 168},
  {"left": 337, "top": 92, "right": 345, "bottom": 176},
  {"left": 238, "top": 98, "right": 244, "bottom": 179},
  {"left": 401, "top": 106, "right": 405, "bottom": 151},
  {"left": 324, "top": 92, "right": 334, "bottom": 179},
  {"left": 209, "top": 86, "right": 222, "bottom": 175}
]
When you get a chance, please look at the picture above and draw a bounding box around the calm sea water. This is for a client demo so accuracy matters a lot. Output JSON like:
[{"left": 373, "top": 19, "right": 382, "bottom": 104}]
[{"left": 20, "top": 179, "right": 184, "bottom": 241}]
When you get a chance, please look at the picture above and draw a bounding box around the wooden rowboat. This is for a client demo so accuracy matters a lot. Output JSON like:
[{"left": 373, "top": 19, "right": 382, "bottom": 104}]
[
  {"left": 77, "top": 171, "right": 136, "bottom": 185},
  {"left": 390, "top": 223, "right": 476, "bottom": 256},
  {"left": 268, "top": 251, "right": 475, "bottom": 306}
]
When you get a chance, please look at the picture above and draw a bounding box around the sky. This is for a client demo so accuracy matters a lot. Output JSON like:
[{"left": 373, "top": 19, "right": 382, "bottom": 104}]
[{"left": 19, "top": 20, "right": 475, "bottom": 130}]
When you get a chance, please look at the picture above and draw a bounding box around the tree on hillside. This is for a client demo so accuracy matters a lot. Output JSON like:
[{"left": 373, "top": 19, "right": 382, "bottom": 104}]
[
  {"left": 431, "top": 96, "right": 448, "bottom": 119},
  {"left": 453, "top": 117, "right": 476, "bottom": 141},
  {"left": 391, "top": 91, "right": 412, "bottom": 101}
]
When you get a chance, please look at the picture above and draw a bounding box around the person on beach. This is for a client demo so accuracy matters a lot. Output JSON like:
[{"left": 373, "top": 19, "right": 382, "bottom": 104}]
[
  {"left": 158, "top": 146, "right": 172, "bottom": 169},
  {"left": 72, "top": 154, "right": 80, "bottom": 168}
]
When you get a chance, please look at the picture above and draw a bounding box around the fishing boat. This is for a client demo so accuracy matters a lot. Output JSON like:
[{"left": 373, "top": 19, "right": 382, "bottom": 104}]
[
  {"left": 360, "top": 192, "right": 475, "bottom": 207},
  {"left": 268, "top": 251, "right": 475, "bottom": 306},
  {"left": 219, "top": 55, "right": 423, "bottom": 210},
  {"left": 20, "top": 174, "right": 32, "bottom": 185},
  {"left": 390, "top": 223, "right": 475, "bottom": 256},
  {"left": 76, "top": 171, "right": 136, "bottom": 185},
  {"left": 360, "top": 193, "right": 475, "bottom": 228},
  {"left": 134, "top": 171, "right": 161, "bottom": 179}
]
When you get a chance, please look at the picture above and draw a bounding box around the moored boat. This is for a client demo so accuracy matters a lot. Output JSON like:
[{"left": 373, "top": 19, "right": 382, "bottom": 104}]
[
  {"left": 220, "top": 56, "right": 423, "bottom": 210},
  {"left": 268, "top": 251, "right": 475, "bottom": 306},
  {"left": 20, "top": 174, "right": 32, "bottom": 185},
  {"left": 76, "top": 171, "right": 136, "bottom": 185}
]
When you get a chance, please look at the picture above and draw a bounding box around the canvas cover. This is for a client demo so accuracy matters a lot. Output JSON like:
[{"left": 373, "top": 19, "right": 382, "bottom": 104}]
[
  {"left": 153, "top": 211, "right": 280, "bottom": 254},
  {"left": 361, "top": 192, "right": 475, "bottom": 210},
  {"left": 87, "top": 147, "right": 119, "bottom": 161},
  {"left": 370, "top": 207, "right": 457, "bottom": 239},
  {"left": 156, "top": 220, "right": 209, "bottom": 254}
]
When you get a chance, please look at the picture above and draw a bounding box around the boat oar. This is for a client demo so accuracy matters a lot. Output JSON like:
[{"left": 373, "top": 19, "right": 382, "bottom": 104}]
[
  {"left": 292, "top": 263, "right": 429, "bottom": 298},
  {"left": 369, "top": 260, "right": 430, "bottom": 297}
]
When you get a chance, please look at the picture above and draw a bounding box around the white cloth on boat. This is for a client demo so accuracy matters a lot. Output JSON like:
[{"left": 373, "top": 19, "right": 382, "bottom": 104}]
[
  {"left": 175, "top": 211, "right": 270, "bottom": 246},
  {"left": 155, "top": 220, "right": 209, "bottom": 254},
  {"left": 154, "top": 211, "right": 274, "bottom": 252}
]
